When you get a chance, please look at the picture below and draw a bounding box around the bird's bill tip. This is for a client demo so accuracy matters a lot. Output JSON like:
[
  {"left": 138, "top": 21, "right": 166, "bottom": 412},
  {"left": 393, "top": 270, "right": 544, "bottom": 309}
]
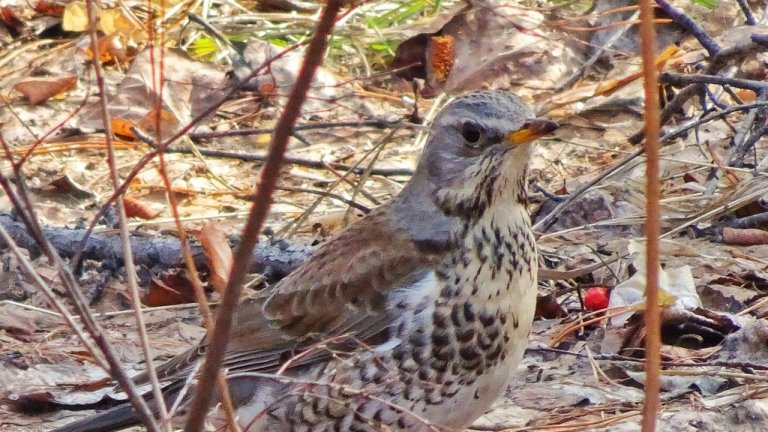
[{"left": 507, "top": 119, "right": 559, "bottom": 145}]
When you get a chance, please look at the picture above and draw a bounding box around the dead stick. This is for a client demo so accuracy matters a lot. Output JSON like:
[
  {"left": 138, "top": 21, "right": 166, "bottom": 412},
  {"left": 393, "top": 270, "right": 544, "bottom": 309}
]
[{"left": 182, "top": 2, "right": 346, "bottom": 430}]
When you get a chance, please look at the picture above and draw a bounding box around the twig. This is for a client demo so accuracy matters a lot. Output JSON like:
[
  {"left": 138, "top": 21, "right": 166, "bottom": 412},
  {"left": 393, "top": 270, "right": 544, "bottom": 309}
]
[
  {"left": 278, "top": 136, "right": 396, "bottom": 238},
  {"left": 274, "top": 185, "right": 371, "bottom": 213},
  {"left": 654, "top": 0, "right": 720, "bottom": 56},
  {"left": 135, "top": 126, "right": 414, "bottom": 177},
  {"left": 722, "top": 211, "right": 768, "bottom": 230},
  {"left": 629, "top": 35, "right": 763, "bottom": 144},
  {"left": 182, "top": 2, "right": 347, "bottom": 430},
  {"left": 0, "top": 228, "right": 106, "bottom": 362},
  {"left": 319, "top": 161, "right": 381, "bottom": 205},
  {"left": 69, "top": 37, "right": 375, "bottom": 273},
  {"left": 85, "top": 0, "right": 169, "bottom": 426},
  {"left": 736, "top": 0, "right": 757, "bottom": 25},
  {"left": 729, "top": 90, "right": 768, "bottom": 167},
  {"left": 659, "top": 101, "right": 768, "bottom": 143},
  {"left": 533, "top": 149, "right": 645, "bottom": 232},
  {"left": 752, "top": 33, "right": 768, "bottom": 47},
  {"left": 342, "top": 126, "right": 394, "bottom": 226},
  {"left": 0, "top": 156, "right": 159, "bottom": 432},
  {"left": 660, "top": 72, "right": 768, "bottom": 93},
  {"left": 639, "top": 0, "right": 662, "bottom": 430},
  {"left": 188, "top": 119, "right": 404, "bottom": 140},
  {"left": 531, "top": 347, "right": 768, "bottom": 371},
  {"left": 555, "top": 10, "right": 640, "bottom": 92}
]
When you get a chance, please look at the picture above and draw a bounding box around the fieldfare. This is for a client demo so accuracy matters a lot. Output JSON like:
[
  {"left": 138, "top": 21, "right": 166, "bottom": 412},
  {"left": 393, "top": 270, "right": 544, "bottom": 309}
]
[{"left": 55, "top": 90, "right": 557, "bottom": 432}]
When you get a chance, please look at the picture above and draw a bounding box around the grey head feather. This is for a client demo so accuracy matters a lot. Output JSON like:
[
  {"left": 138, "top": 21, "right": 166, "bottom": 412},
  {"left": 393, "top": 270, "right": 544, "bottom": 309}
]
[{"left": 389, "top": 91, "right": 535, "bottom": 252}]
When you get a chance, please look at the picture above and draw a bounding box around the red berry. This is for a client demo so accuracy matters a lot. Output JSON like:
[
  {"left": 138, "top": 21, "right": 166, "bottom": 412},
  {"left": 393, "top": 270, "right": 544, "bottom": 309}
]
[{"left": 584, "top": 286, "right": 610, "bottom": 311}]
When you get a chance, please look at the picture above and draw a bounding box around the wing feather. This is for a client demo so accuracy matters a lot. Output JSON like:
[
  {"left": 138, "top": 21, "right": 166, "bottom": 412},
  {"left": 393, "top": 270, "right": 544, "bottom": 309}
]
[{"left": 154, "top": 204, "right": 452, "bottom": 382}]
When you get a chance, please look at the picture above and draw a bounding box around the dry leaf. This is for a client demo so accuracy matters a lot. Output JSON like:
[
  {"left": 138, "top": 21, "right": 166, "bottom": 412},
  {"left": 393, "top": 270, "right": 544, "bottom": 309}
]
[
  {"left": 136, "top": 108, "right": 179, "bottom": 141},
  {"left": 42, "top": 174, "right": 94, "bottom": 198},
  {"left": 112, "top": 117, "right": 137, "bottom": 139},
  {"left": 142, "top": 272, "right": 198, "bottom": 306},
  {"left": 61, "top": 1, "right": 91, "bottom": 32},
  {"left": 13, "top": 76, "right": 76, "bottom": 105},
  {"left": 197, "top": 224, "right": 233, "bottom": 294},
  {"left": 34, "top": 0, "right": 65, "bottom": 16},
  {"left": 123, "top": 195, "right": 161, "bottom": 219},
  {"left": 0, "top": 6, "right": 25, "bottom": 31}
]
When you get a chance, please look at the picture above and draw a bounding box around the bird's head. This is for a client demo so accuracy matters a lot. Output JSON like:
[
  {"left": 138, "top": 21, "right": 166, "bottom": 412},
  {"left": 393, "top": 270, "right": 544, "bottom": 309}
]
[{"left": 413, "top": 91, "right": 558, "bottom": 220}]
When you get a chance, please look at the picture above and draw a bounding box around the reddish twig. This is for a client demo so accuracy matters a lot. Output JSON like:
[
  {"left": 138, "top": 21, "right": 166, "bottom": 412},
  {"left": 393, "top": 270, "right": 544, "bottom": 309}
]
[
  {"left": 69, "top": 29, "right": 323, "bottom": 274},
  {"left": 14, "top": 70, "right": 92, "bottom": 168},
  {"left": 638, "top": 0, "right": 662, "bottom": 430},
  {"left": 181, "top": 1, "right": 348, "bottom": 430}
]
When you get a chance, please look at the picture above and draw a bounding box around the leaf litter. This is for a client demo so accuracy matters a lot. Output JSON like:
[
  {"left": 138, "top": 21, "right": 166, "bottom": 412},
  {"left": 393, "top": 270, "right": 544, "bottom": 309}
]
[{"left": 3, "top": 0, "right": 768, "bottom": 431}]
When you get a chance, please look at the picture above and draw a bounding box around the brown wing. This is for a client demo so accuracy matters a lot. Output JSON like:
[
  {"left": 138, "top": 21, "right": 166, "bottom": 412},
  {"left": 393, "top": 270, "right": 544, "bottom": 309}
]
[{"left": 154, "top": 204, "right": 448, "bottom": 382}]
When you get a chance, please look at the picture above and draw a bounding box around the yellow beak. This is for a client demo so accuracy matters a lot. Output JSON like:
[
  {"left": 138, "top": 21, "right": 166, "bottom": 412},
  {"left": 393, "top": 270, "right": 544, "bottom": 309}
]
[{"left": 507, "top": 119, "right": 559, "bottom": 145}]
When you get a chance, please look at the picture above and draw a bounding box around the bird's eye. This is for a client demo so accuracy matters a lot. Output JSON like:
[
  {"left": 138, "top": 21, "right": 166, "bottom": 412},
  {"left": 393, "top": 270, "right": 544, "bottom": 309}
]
[{"left": 460, "top": 121, "right": 484, "bottom": 147}]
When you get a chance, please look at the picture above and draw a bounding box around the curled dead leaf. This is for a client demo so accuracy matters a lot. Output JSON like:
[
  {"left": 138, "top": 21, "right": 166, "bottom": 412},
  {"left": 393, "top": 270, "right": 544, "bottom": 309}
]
[
  {"left": 142, "top": 272, "right": 198, "bottom": 306},
  {"left": 123, "top": 196, "right": 161, "bottom": 219},
  {"left": 196, "top": 224, "right": 233, "bottom": 294}
]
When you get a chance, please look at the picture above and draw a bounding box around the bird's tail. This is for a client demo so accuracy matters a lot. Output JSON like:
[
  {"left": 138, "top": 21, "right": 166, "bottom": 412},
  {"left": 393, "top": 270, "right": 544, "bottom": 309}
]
[
  {"left": 51, "top": 374, "right": 285, "bottom": 432},
  {"left": 52, "top": 402, "right": 141, "bottom": 432},
  {"left": 52, "top": 384, "right": 184, "bottom": 432}
]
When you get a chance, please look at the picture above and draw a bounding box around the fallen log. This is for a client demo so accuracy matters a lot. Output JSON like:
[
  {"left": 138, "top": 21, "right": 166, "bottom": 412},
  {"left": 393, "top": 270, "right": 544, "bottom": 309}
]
[{"left": 0, "top": 214, "right": 312, "bottom": 282}]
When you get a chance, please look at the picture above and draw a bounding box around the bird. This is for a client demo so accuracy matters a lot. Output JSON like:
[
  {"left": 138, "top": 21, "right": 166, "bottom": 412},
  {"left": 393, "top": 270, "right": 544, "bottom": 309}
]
[{"left": 54, "top": 90, "right": 557, "bottom": 432}]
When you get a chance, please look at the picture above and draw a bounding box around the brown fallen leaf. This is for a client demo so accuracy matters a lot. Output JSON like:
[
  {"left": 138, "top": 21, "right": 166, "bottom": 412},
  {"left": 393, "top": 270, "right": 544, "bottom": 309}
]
[
  {"left": 39, "top": 174, "right": 94, "bottom": 199},
  {"left": 123, "top": 195, "right": 161, "bottom": 219},
  {"left": 196, "top": 224, "right": 233, "bottom": 294},
  {"left": 142, "top": 272, "right": 198, "bottom": 306},
  {"left": 13, "top": 76, "right": 77, "bottom": 105},
  {"left": 0, "top": 309, "right": 37, "bottom": 342}
]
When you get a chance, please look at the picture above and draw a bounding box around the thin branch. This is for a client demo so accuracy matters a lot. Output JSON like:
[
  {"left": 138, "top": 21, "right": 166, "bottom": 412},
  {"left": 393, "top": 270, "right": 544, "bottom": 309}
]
[
  {"left": 555, "top": 10, "right": 640, "bottom": 92},
  {"left": 85, "top": 0, "right": 169, "bottom": 426},
  {"left": 0, "top": 226, "right": 107, "bottom": 366},
  {"left": 629, "top": 35, "right": 763, "bottom": 145},
  {"left": 639, "top": 1, "right": 662, "bottom": 430},
  {"left": 729, "top": 91, "right": 768, "bottom": 167},
  {"left": 661, "top": 72, "right": 768, "bottom": 93},
  {"left": 182, "top": 2, "right": 347, "bottom": 430},
  {"left": 134, "top": 127, "right": 414, "bottom": 177},
  {"left": 655, "top": 0, "right": 720, "bottom": 56},
  {"left": 274, "top": 185, "right": 372, "bottom": 213},
  {"left": 659, "top": 101, "right": 768, "bottom": 143},
  {"left": 278, "top": 134, "right": 392, "bottom": 238},
  {"left": 752, "top": 33, "right": 768, "bottom": 47},
  {"left": 533, "top": 149, "right": 645, "bottom": 232},
  {"left": 0, "top": 169, "right": 159, "bottom": 432},
  {"left": 188, "top": 119, "right": 404, "bottom": 140},
  {"left": 69, "top": 34, "right": 330, "bottom": 273},
  {"left": 736, "top": 0, "right": 757, "bottom": 25}
]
